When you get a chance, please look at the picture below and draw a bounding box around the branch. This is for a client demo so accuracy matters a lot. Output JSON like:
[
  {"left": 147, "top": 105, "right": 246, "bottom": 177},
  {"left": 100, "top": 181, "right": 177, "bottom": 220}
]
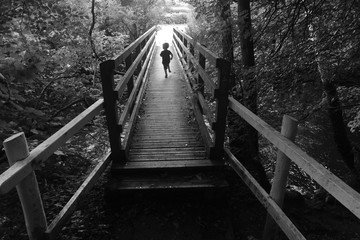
[
  {"left": 89, "top": 0, "right": 100, "bottom": 60},
  {"left": 48, "top": 97, "right": 85, "bottom": 121},
  {"left": 39, "top": 74, "right": 80, "bottom": 99}
]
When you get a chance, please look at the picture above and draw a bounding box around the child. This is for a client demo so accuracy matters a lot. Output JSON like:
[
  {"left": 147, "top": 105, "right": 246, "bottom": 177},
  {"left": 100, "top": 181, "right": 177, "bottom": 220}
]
[{"left": 160, "top": 42, "right": 173, "bottom": 78}]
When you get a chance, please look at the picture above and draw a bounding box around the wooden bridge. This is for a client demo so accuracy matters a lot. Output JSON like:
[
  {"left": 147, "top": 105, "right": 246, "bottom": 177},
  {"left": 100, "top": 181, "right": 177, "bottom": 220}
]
[{"left": 1, "top": 26, "right": 360, "bottom": 240}]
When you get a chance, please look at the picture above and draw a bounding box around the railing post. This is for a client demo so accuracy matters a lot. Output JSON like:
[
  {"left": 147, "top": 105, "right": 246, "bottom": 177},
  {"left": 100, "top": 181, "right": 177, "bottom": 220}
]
[
  {"left": 262, "top": 115, "right": 298, "bottom": 240},
  {"left": 183, "top": 38, "right": 188, "bottom": 63},
  {"left": 135, "top": 44, "right": 142, "bottom": 76},
  {"left": 198, "top": 52, "right": 205, "bottom": 94},
  {"left": 3, "top": 132, "right": 47, "bottom": 240},
  {"left": 100, "top": 60, "right": 123, "bottom": 161},
  {"left": 210, "top": 58, "right": 231, "bottom": 160},
  {"left": 125, "top": 54, "right": 134, "bottom": 96}
]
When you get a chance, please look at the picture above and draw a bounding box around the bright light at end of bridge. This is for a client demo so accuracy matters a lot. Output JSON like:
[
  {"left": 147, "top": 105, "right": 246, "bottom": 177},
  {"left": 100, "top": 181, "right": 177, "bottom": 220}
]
[{"left": 156, "top": 24, "right": 187, "bottom": 47}]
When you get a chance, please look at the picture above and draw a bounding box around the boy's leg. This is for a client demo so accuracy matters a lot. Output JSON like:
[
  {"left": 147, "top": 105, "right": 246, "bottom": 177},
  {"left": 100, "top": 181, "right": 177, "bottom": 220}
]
[{"left": 163, "top": 64, "right": 168, "bottom": 78}]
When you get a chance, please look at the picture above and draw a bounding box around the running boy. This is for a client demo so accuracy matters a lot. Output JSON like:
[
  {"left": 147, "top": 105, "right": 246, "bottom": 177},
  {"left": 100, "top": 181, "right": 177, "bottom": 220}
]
[{"left": 160, "top": 42, "right": 173, "bottom": 78}]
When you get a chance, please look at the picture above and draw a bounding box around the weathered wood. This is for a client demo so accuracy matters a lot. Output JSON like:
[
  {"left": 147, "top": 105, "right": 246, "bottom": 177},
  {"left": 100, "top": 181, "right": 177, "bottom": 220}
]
[
  {"left": 198, "top": 52, "right": 206, "bottom": 94},
  {"left": 228, "top": 96, "right": 360, "bottom": 218},
  {"left": 46, "top": 152, "right": 111, "bottom": 238},
  {"left": 3, "top": 132, "right": 47, "bottom": 240},
  {"left": 197, "top": 92, "right": 214, "bottom": 126},
  {"left": 0, "top": 100, "right": 103, "bottom": 194},
  {"left": 115, "top": 34, "right": 155, "bottom": 97},
  {"left": 225, "top": 149, "right": 306, "bottom": 240},
  {"left": 118, "top": 38, "right": 155, "bottom": 129},
  {"left": 125, "top": 54, "right": 134, "bottom": 96},
  {"left": 173, "top": 33, "right": 216, "bottom": 93},
  {"left": 191, "top": 95, "right": 214, "bottom": 155},
  {"left": 263, "top": 115, "right": 298, "bottom": 240},
  {"left": 100, "top": 60, "right": 123, "bottom": 161},
  {"left": 211, "top": 58, "right": 230, "bottom": 160},
  {"left": 108, "top": 171, "right": 227, "bottom": 190},
  {"left": 123, "top": 40, "right": 156, "bottom": 153},
  {"left": 174, "top": 28, "right": 218, "bottom": 66},
  {"left": 114, "top": 26, "right": 156, "bottom": 65},
  {"left": 113, "top": 159, "right": 223, "bottom": 170}
]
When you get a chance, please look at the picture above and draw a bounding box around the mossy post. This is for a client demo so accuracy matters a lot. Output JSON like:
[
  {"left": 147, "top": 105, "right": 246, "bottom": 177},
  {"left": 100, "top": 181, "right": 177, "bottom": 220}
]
[{"left": 3, "top": 132, "right": 47, "bottom": 240}]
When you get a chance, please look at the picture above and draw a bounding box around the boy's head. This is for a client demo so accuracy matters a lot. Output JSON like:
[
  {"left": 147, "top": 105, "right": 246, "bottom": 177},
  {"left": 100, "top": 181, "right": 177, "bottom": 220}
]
[{"left": 162, "top": 42, "right": 169, "bottom": 50}]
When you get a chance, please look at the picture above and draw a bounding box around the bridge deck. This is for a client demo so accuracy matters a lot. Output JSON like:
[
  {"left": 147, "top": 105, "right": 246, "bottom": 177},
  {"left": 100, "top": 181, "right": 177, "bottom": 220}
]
[{"left": 109, "top": 45, "right": 226, "bottom": 190}]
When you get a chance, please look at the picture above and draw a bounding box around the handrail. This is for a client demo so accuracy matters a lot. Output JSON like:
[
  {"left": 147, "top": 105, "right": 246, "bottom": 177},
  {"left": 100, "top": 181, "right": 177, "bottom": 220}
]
[
  {"left": 0, "top": 99, "right": 104, "bottom": 194},
  {"left": 0, "top": 99, "right": 107, "bottom": 239},
  {"left": 100, "top": 26, "right": 157, "bottom": 162},
  {"left": 228, "top": 97, "right": 360, "bottom": 218},
  {"left": 172, "top": 28, "right": 360, "bottom": 240},
  {"left": 0, "top": 25, "right": 158, "bottom": 240},
  {"left": 173, "top": 27, "right": 230, "bottom": 160}
]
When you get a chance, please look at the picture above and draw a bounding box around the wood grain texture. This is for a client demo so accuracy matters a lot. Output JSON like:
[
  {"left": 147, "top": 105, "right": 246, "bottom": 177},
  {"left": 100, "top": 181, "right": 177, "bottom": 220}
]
[{"left": 112, "top": 45, "right": 223, "bottom": 172}]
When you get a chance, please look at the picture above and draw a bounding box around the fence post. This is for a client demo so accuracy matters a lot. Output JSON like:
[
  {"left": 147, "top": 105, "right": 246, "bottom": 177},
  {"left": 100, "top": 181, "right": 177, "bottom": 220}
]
[
  {"left": 125, "top": 54, "right": 134, "bottom": 96},
  {"left": 3, "top": 132, "right": 47, "bottom": 240},
  {"left": 262, "top": 115, "right": 298, "bottom": 240},
  {"left": 100, "top": 60, "right": 123, "bottom": 161},
  {"left": 198, "top": 52, "right": 205, "bottom": 94},
  {"left": 210, "top": 58, "right": 230, "bottom": 160}
]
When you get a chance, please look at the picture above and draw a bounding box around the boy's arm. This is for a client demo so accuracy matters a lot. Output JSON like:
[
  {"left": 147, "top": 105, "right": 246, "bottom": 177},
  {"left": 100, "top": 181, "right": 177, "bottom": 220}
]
[{"left": 170, "top": 52, "right": 173, "bottom": 60}]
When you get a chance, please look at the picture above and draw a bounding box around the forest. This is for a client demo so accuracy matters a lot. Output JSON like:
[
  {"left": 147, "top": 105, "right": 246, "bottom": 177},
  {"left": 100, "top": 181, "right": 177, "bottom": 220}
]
[{"left": 1, "top": 0, "right": 360, "bottom": 239}]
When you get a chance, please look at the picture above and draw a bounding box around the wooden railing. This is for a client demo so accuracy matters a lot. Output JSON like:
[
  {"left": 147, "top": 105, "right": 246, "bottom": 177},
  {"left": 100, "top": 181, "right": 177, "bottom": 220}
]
[
  {"left": 172, "top": 28, "right": 360, "bottom": 240},
  {"left": 100, "top": 26, "right": 156, "bottom": 162},
  {"left": 0, "top": 100, "right": 106, "bottom": 240},
  {"left": 173, "top": 28, "right": 231, "bottom": 160},
  {"left": 0, "top": 26, "right": 157, "bottom": 240}
]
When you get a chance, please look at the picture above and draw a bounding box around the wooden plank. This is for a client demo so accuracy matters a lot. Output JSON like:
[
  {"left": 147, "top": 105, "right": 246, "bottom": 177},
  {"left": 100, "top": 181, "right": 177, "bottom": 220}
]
[
  {"left": 46, "top": 152, "right": 111, "bottom": 238},
  {"left": 228, "top": 96, "right": 360, "bottom": 219},
  {"left": 114, "top": 26, "right": 156, "bottom": 66},
  {"left": 0, "top": 99, "right": 104, "bottom": 194},
  {"left": 108, "top": 171, "right": 228, "bottom": 190},
  {"left": 225, "top": 148, "right": 306, "bottom": 240},
  {"left": 118, "top": 35, "right": 156, "bottom": 128},
  {"left": 191, "top": 95, "right": 213, "bottom": 155},
  {"left": 198, "top": 92, "right": 214, "bottom": 125},
  {"left": 113, "top": 160, "right": 222, "bottom": 170},
  {"left": 123, "top": 40, "right": 156, "bottom": 153}
]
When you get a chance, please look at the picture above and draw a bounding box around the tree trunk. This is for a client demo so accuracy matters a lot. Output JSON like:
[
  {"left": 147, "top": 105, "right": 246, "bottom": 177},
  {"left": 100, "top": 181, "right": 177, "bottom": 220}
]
[
  {"left": 314, "top": 16, "right": 359, "bottom": 180},
  {"left": 231, "top": 0, "right": 271, "bottom": 191},
  {"left": 317, "top": 59, "right": 359, "bottom": 179},
  {"left": 220, "top": 1, "right": 235, "bottom": 87}
]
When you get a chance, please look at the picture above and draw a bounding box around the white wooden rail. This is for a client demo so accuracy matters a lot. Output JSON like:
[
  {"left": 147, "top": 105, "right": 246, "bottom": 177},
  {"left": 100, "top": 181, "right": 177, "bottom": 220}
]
[
  {"left": 226, "top": 96, "right": 360, "bottom": 239},
  {"left": 0, "top": 100, "right": 106, "bottom": 240}
]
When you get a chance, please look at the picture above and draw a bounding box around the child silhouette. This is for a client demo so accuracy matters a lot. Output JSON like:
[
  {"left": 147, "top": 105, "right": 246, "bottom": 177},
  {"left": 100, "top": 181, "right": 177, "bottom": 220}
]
[{"left": 160, "top": 42, "right": 173, "bottom": 78}]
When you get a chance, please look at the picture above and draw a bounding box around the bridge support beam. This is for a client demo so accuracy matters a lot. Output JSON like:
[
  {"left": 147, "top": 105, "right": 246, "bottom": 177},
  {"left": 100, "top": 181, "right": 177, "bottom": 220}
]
[
  {"left": 210, "top": 58, "right": 231, "bottom": 160},
  {"left": 100, "top": 60, "right": 123, "bottom": 162}
]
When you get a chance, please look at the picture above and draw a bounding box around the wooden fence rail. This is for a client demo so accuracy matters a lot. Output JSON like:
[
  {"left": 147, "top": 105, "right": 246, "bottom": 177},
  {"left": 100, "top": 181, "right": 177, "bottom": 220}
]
[
  {"left": 0, "top": 26, "right": 157, "bottom": 240},
  {"left": 173, "top": 28, "right": 230, "bottom": 160},
  {"left": 100, "top": 26, "right": 156, "bottom": 163},
  {"left": 173, "top": 27, "right": 360, "bottom": 240},
  {"left": 0, "top": 99, "right": 106, "bottom": 240}
]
